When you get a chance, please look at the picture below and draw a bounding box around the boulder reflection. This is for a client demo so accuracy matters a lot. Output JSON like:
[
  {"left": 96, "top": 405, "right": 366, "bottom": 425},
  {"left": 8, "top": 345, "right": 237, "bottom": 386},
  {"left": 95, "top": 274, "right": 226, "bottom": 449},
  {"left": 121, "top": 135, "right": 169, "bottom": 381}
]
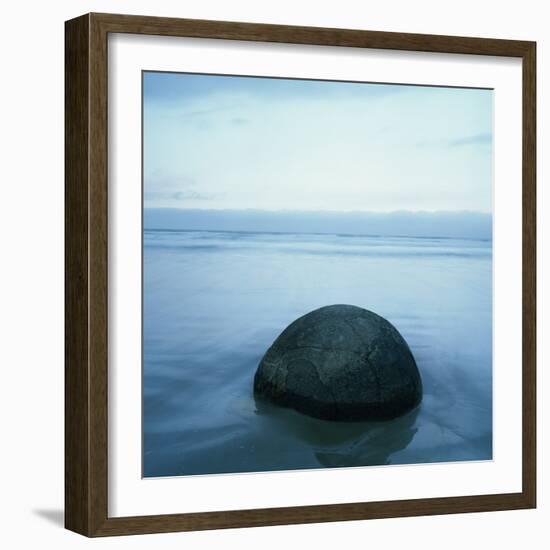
[{"left": 255, "top": 396, "right": 420, "bottom": 468}]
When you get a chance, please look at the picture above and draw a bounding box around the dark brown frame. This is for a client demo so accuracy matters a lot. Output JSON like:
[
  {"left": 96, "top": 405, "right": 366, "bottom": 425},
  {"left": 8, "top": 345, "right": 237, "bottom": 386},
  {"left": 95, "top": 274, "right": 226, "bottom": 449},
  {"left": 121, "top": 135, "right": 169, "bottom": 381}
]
[{"left": 65, "top": 12, "right": 536, "bottom": 537}]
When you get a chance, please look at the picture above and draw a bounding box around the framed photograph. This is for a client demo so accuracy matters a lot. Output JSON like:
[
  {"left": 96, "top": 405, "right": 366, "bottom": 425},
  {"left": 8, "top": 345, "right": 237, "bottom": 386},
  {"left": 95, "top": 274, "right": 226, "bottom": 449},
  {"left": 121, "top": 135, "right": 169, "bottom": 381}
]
[{"left": 65, "top": 13, "right": 536, "bottom": 537}]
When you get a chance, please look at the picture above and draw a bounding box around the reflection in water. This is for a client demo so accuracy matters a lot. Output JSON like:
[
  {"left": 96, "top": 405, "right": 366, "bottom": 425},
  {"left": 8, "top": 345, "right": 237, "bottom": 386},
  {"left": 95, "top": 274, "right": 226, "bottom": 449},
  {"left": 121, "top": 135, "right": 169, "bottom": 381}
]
[
  {"left": 143, "top": 230, "right": 493, "bottom": 477},
  {"left": 255, "top": 397, "right": 419, "bottom": 469},
  {"left": 315, "top": 409, "right": 419, "bottom": 468}
]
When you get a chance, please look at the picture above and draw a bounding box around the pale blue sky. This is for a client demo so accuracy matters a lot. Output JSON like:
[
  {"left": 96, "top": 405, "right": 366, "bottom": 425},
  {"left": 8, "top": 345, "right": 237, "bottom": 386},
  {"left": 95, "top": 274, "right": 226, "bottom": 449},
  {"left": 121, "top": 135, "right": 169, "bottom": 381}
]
[{"left": 143, "top": 72, "right": 493, "bottom": 213}]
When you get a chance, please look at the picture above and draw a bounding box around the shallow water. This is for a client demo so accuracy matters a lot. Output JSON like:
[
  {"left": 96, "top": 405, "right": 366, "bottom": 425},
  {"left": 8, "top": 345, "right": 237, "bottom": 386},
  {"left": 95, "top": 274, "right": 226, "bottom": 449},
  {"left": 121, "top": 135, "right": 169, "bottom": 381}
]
[{"left": 143, "top": 230, "right": 492, "bottom": 477}]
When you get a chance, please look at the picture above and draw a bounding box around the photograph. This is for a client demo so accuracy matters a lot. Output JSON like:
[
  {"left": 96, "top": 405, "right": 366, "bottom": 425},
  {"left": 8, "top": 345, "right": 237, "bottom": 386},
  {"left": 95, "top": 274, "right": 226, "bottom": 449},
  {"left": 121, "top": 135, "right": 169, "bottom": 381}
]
[
  {"left": 142, "top": 70, "right": 494, "bottom": 478},
  {"left": 141, "top": 70, "right": 495, "bottom": 478}
]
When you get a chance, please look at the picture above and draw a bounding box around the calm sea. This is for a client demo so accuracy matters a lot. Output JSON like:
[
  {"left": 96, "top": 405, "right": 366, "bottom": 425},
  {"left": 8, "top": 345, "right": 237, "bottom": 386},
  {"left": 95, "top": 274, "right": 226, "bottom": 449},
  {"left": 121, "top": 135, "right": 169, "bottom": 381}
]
[{"left": 143, "top": 229, "right": 492, "bottom": 477}]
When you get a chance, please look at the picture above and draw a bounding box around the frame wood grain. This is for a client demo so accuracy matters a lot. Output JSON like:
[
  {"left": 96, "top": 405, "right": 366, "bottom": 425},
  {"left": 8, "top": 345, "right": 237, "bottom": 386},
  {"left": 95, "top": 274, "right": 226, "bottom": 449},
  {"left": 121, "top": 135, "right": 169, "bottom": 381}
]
[{"left": 65, "top": 12, "right": 536, "bottom": 537}]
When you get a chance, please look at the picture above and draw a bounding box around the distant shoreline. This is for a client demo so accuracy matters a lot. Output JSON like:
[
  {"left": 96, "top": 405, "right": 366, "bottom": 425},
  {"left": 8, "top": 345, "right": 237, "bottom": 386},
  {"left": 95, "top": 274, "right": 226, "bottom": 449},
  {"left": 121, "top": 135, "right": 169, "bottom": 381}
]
[
  {"left": 143, "top": 208, "right": 493, "bottom": 241},
  {"left": 143, "top": 227, "right": 492, "bottom": 243}
]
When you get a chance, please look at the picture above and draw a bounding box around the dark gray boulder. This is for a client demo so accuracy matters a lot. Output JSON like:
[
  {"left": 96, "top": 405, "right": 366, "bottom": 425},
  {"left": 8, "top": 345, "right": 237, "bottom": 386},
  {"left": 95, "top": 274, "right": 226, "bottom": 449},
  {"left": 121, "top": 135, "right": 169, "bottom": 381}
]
[{"left": 254, "top": 305, "right": 422, "bottom": 421}]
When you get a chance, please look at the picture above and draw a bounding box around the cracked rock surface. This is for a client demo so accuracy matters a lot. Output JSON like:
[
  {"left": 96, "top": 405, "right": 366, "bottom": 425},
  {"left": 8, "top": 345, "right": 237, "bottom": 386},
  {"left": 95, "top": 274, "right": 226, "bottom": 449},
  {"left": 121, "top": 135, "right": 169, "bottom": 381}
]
[{"left": 254, "top": 304, "right": 422, "bottom": 421}]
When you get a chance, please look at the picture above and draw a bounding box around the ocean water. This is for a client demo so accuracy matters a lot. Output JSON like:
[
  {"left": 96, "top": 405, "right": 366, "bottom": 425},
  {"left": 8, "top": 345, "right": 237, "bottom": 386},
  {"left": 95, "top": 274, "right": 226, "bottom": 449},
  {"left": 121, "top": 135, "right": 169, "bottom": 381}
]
[{"left": 143, "top": 229, "right": 493, "bottom": 477}]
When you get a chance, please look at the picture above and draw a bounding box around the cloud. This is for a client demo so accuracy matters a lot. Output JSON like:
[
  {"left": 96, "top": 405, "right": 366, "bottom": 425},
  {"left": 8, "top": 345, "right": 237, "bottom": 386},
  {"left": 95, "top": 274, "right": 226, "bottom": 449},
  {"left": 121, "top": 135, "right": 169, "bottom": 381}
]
[
  {"left": 179, "top": 105, "right": 239, "bottom": 121},
  {"left": 143, "top": 175, "right": 217, "bottom": 205},
  {"left": 230, "top": 117, "right": 249, "bottom": 126},
  {"left": 448, "top": 133, "right": 492, "bottom": 147},
  {"left": 416, "top": 132, "right": 492, "bottom": 149},
  {"left": 144, "top": 174, "right": 197, "bottom": 189},
  {"left": 143, "top": 71, "right": 407, "bottom": 105},
  {"left": 144, "top": 191, "right": 215, "bottom": 202}
]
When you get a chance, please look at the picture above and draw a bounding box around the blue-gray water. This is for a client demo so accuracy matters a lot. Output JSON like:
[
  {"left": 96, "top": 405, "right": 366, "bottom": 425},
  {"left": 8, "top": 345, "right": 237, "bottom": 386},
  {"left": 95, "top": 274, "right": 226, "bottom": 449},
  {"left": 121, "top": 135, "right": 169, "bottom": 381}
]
[{"left": 143, "top": 229, "right": 492, "bottom": 477}]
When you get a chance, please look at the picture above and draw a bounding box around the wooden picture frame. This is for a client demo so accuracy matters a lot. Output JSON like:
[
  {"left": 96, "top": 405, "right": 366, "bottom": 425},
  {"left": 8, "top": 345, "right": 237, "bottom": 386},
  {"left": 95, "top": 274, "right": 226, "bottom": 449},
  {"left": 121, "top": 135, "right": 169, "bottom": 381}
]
[{"left": 65, "top": 12, "right": 536, "bottom": 537}]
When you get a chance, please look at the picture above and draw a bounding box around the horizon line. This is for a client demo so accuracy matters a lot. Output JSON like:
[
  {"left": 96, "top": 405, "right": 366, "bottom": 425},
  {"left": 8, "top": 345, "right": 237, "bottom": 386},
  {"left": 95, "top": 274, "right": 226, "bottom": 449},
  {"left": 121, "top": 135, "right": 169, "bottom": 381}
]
[{"left": 143, "top": 207, "right": 492, "bottom": 216}]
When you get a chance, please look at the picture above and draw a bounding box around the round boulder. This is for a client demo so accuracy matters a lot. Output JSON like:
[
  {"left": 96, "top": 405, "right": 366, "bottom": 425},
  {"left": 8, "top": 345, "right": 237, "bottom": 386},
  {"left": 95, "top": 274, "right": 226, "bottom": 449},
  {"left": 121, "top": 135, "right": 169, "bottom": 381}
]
[{"left": 254, "top": 304, "right": 422, "bottom": 421}]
